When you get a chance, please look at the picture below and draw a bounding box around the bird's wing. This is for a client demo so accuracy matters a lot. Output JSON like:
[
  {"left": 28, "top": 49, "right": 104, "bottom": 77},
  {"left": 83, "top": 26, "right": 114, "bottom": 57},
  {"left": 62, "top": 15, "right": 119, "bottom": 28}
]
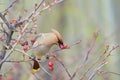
[
  {"left": 34, "top": 33, "right": 43, "bottom": 41},
  {"left": 32, "top": 33, "right": 43, "bottom": 48}
]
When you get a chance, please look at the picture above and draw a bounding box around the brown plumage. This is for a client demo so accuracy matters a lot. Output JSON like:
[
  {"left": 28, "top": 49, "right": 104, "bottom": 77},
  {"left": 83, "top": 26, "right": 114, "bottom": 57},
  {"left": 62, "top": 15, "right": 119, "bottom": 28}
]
[{"left": 32, "top": 29, "right": 64, "bottom": 72}]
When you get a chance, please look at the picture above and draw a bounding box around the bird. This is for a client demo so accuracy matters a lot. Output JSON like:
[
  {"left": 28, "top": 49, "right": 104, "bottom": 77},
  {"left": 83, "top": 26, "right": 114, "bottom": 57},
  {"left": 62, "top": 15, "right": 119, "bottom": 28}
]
[{"left": 31, "top": 29, "right": 64, "bottom": 73}]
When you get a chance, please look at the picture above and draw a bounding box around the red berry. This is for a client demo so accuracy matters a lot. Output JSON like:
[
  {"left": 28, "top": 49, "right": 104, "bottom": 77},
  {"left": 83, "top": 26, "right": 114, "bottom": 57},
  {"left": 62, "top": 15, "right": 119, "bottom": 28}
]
[
  {"left": 21, "top": 41, "right": 28, "bottom": 46},
  {"left": 48, "top": 61, "right": 54, "bottom": 67},
  {"left": 60, "top": 44, "right": 68, "bottom": 49},
  {"left": 59, "top": 44, "right": 64, "bottom": 49},
  {"left": 31, "top": 38, "right": 35, "bottom": 44},
  {"left": 49, "top": 66, "right": 54, "bottom": 71},
  {"left": 23, "top": 45, "right": 29, "bottom": 51},
  {"left": 8, "top": 77, "right": 14, "bottom": 80},
  {"left": 63, "top": 44, "right": 68, "bottom": 49}
]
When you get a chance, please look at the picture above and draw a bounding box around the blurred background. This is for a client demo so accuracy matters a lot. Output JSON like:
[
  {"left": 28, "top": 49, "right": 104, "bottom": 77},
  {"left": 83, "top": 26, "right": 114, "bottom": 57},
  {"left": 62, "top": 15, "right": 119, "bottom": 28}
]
[{"left": 0, "top": 0, "right": 120, "bottom": 80}]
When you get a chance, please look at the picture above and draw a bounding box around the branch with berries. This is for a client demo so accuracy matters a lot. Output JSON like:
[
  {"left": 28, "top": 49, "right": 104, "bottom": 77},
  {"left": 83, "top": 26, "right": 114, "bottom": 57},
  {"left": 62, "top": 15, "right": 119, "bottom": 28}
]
[
  {"left": 0, "top": 0, "right": 64, "bottom": 68},
  {"left": 0, "top": 0, "right": 120, "bottom": 80}
]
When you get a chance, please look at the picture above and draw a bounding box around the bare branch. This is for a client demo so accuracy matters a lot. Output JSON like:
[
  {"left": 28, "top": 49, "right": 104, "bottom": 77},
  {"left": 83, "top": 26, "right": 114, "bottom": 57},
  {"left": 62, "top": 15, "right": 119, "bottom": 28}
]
[
  {"left": 5, "top": 59, "right": 30, "bottom": 63},
  {"left": 1, "top": 0, "right": 17, "bottom": 13},
  {"left": 27, "top": 0, "right": 45, "bottom": 20},
  {"left": 39, "top": 63, "right": 52, "bottom": 77},
  {"left": 53, "top": 40, "right": 81, "bottom": 54},
  {"left": 53, "top": 55, "right": 72, "bottom": 79},
  {"left": 79, "top": 44, "right": 120, "bottom": 80},
  {"left": 71, "top": 36, "right": 97, "bottom": 80},
  {"left": 16, "top": 0, "right": 64, "bottom": 27},
  {"left": 87, "top": 62, "right": 108, "bottom": 80},
  {"left": 0, "top": 13, "right": 10, "bottom": 28},
  {"left": 98, "top": 70, "right": 120, "bottom": 76}
]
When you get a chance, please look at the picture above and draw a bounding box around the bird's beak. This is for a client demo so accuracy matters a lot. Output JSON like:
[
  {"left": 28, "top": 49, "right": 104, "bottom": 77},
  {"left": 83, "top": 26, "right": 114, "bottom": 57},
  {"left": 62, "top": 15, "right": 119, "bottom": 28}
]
[{"left": 58, "top": 40, "right": 64, "bottom": 49}]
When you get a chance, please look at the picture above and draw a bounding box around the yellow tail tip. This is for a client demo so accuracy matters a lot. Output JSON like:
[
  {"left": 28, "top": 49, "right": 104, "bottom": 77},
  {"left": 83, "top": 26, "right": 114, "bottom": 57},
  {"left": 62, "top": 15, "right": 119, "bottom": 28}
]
[{"left": 32, "top": 68, "right": 40, "bottom": 73}]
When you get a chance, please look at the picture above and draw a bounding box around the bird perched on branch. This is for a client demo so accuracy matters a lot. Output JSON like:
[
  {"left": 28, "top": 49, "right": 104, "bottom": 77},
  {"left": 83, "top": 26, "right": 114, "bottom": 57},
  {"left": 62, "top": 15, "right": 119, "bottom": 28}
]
[{"left": 31, "top": 29, "right": 64, "bottom": 73}]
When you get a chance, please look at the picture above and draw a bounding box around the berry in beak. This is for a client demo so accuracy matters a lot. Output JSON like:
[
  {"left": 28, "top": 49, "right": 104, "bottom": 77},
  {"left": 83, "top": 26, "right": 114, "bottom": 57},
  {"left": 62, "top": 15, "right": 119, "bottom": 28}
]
[{"left": 58, "top": 40, "right": 68, "bottom": 49}]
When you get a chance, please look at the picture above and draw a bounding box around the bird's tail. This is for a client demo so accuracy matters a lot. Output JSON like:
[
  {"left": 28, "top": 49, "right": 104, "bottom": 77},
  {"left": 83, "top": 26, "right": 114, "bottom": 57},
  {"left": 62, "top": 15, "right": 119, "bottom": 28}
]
[{"left": 32, "top": 60, "right": 40, "bottom": 73}]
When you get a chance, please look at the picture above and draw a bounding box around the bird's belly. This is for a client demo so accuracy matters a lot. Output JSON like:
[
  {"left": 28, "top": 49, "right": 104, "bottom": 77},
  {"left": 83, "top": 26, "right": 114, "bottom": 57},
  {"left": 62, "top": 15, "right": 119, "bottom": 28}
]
[{"left": 32, "top": 45, "right": 50, "bottom": 59}]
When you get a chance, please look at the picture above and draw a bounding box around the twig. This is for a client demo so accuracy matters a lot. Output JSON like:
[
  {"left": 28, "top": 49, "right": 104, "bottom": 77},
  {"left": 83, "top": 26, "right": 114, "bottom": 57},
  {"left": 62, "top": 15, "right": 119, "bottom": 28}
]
[
  {"left": 0, "top": 13, "right": 10, "bottom": 28},
  {"left": 83, "top": 36, "right": 97, "bottom": 63},
  {"left": 14, "top": 49, "right": 33, "bottom": 59},
  {"left": 27, "top": 0, "right": 45, "bottom": 20},
  {"left": 107, "top": 44, "right": 120, "bottom": 57},
  {"left": 69, "top": 40, "right": 81, "bottom": 47},
  {"left": 78, "top": 50, "right": 107, "bottom": 80},
  {"left": 31, "top": 72, "right": 42, "bottom": 80},
  {"left": 98, "top": 70, "right": 120, "bottom": 76},
  {"left": 71, "top": 38, "right": 96, "bottom": 80},
  {"left": 53, "top": 55, "right": 72, "bottom": 79},
  {"left": 1, "top": 0, "right": 17, "bottom": 13},
  {"left": 39, "top": 0, "right": 64, "bottom": 13},
  {"left": 23, "top": 0, "right": 64, "bottom": 24},
  {"left": 14, "top": 0, "right": 45, "bottom": 26},
  {"left": 87, "top": 62, "right": 108, "bottom": 80},
  {"left": 5, "top": 59, "right": 30, "bottom": 63},
  {"left": 53, "top": 40, "right": 81, "bottom": 53},
  {"left": 39, "top": 63, "right": 52, "bottom": 77}
]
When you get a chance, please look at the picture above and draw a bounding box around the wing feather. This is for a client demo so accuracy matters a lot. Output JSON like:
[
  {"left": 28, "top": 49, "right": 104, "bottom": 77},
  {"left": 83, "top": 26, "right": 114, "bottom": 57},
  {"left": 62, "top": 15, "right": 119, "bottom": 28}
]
[{"left": 32, "top": 33, "right": 43, "bottom": 48}]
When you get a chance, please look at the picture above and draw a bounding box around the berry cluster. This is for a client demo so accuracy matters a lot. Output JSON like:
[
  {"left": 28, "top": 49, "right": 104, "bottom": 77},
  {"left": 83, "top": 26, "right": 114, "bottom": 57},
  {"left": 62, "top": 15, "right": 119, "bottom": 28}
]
[
  {"left": 21, "top": 38, "right": 35, "bottom": 51},
  {"left": 48, "top": 61, "right": 54, "bottom": 71}
]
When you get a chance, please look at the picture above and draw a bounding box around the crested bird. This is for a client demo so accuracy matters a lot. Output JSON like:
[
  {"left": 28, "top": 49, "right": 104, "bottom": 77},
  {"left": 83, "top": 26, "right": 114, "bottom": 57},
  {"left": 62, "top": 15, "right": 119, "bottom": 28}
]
[{"left": 31, "top": 29, "right": 64, "bottom": 72}]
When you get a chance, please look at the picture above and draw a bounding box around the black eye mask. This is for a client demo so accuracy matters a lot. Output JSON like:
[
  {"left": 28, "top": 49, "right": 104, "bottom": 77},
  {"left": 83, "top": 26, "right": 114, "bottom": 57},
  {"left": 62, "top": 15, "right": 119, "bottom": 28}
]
[{"left": 58, "top": 40, "right": 64, "bottom": 49}]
